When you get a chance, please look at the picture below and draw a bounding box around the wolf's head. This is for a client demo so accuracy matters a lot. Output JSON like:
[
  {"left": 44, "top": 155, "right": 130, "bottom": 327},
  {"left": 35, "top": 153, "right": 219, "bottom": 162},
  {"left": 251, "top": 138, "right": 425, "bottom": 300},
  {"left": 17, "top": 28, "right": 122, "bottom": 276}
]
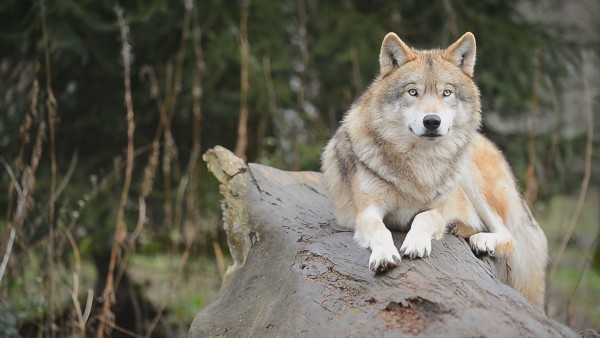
[{"left": 370, "top": 32, "right": 482, "bottom": 143}]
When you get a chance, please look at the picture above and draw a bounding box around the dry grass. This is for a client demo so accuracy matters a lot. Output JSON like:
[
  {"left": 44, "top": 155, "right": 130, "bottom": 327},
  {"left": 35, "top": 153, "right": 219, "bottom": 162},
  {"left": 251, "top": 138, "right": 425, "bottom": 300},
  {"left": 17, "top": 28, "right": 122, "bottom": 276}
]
[{"left": 0, "top": 2, "right": 216, "bottom": 337}]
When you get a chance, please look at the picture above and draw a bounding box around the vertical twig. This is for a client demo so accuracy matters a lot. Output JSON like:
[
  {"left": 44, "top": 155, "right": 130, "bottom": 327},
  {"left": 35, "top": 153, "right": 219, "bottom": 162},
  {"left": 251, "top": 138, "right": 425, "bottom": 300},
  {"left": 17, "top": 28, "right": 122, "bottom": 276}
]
[
  {"left": 65, "top": 230, "right": 94, "bottom": 335},
  {"left": 0, "top": 156, "right": 21, "bottom": 287},
  {"left": 186, "top": 1, "right": 205, "bottom": 233},
  {"left": 112, "top": 195, "right": 147, "bottom": 334},
  {"left": 0, "top": 228, "right": 16, "bottom": 284},
  {"left": 15, "top": 100, "right": 46, "bottom": 334},
  {"left": 7, "top": 68, "right": 38, "bottom": 226},
  {"left": 97, "top": 5, "right": 136, "bottom": 337},
  {"left": 262, "top": 55, "right": 283, "bottom": 160},
  {"left": 293, "top": 0, "right": 308, "bottom": 170},
  {"left": 297, "top": 0, "right": 309, "bottom": 102},
  {"left": 525, "top": 41, "right": 540, "bottom": 206},
  {"left": 39, "top": 0, "right": 58, "bottom": 332},
  {"left": 213, "top": 241, "right": 225, "bottom": 280},
  {"left": 255, "top": 93, "right": 268, "bottom": 158},
  {"left": 12, "top": 78, "right": 46, "bottom": 238},
  {"left": 262, "top": 55, "right": 278, "bottom": 121},
  {"left": 163, "top": 0, "right": 192, "bottom": 232},
  {"left": 235, "top": 0, "right": 251, "bottom": 159},
  {"left": 162, "top": 65, "right": 175, "bottom": 231},
  {"left": 548, "top": 49, "right": 594, "bottom": 284},
  {"left": 544, "top": 75, "right": 563, "bottom": 185},
  {"left": 295, "top": 0, "right": 327, "bottom": 141},
  {"left": 114, "top": 132, "right": 159, "bottom": 288}
]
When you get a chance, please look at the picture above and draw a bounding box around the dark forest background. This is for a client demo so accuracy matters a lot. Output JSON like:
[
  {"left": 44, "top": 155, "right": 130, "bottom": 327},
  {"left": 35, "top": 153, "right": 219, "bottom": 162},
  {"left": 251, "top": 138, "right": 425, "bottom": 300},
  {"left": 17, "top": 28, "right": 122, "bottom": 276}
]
[{"left": 0, "top": 0, "right": 598, "bottom": 337}]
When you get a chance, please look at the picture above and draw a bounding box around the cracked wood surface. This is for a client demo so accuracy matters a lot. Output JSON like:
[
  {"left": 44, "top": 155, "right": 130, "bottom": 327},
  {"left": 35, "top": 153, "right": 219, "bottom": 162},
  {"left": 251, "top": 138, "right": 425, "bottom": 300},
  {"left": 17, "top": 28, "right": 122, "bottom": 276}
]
[{"left": 190, "top": 146, "right": 577, "bottom": 337}]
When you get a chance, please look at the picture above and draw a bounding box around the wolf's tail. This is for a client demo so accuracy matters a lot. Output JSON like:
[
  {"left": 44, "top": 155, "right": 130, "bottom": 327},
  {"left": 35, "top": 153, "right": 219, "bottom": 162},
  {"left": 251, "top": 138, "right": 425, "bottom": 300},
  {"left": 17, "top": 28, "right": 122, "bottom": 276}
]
[{"left": 506, "top": 200, "right": 548, "bottom": 310}]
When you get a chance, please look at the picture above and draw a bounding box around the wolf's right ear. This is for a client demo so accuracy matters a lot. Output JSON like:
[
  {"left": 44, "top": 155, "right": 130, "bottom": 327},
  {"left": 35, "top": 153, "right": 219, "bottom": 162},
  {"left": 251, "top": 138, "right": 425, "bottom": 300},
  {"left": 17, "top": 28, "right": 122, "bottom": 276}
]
[
  {"left": 443, "top": 32, "right": 476, "bottom": 77},
  {"left": 379, "top": 33, "right": 415, "bottom": 77}
]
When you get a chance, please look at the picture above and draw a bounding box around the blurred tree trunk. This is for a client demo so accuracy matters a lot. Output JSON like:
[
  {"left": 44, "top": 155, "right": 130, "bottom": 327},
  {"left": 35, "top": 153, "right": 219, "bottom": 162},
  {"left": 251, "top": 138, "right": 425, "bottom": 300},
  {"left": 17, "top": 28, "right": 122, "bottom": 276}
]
[{"left": 190, "top": 146, "right": 578, "bottom": 338}]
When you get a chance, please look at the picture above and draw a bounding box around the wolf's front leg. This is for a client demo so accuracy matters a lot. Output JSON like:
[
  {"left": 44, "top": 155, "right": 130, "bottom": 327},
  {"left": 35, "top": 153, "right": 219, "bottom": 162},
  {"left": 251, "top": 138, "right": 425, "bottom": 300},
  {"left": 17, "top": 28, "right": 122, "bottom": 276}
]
[
  {"left": 400, "top": 209, "right": 445, "bottom": 258},
  {"left": 354, "top": 206, "right": 401, "bottom": 272}
]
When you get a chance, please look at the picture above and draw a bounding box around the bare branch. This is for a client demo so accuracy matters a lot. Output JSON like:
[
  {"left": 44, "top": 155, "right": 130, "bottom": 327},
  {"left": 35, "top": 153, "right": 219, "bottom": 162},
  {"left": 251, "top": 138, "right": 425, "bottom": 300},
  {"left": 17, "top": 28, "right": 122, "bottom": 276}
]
[
  {"left": 1, "top": 159, "right": 23, "bottom": 197},
  {"left": 234, "top": 0, "right": 251, "bottom": 159},
  {"left": 40, "top": 0, "right": 59, "bottom": 330},
  {"left": 97, "top": 5, "right": 137, "bottom": 337},
  {"left": 0, "top": 228, "right": 16, "bottom": 284}
]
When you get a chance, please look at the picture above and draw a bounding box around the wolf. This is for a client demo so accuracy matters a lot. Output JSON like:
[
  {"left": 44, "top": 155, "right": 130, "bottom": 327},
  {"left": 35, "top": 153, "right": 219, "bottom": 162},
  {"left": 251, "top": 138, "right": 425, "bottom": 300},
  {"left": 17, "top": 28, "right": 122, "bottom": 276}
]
[{"left": 321, "top": 32, "right": 548, "bottom": 309}]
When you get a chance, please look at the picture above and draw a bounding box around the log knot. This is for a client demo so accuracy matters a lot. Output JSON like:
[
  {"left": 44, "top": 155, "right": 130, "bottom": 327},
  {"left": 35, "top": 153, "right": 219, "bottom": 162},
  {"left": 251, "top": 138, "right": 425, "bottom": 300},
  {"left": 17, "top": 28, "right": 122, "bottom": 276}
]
[{"left": 383, "top": 297, "right": 445, "bottom": 335}]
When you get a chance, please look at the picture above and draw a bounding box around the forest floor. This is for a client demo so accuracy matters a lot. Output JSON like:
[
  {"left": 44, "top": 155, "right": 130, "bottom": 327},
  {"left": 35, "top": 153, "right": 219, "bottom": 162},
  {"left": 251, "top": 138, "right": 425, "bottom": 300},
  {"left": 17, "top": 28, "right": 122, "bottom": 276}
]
[{"left": 127, "top": 252, "right": 224, "bottom": 334}]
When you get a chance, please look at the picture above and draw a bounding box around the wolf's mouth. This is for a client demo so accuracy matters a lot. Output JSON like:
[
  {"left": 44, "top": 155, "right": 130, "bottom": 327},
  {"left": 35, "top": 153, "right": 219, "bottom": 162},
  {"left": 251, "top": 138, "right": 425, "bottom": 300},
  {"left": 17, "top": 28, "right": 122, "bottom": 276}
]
[
  {"left": 409, "top": 127, "right": 443, "bottom": 140},
  {"left": 421, "top": 133, "right": 442, "bottom": 141}
]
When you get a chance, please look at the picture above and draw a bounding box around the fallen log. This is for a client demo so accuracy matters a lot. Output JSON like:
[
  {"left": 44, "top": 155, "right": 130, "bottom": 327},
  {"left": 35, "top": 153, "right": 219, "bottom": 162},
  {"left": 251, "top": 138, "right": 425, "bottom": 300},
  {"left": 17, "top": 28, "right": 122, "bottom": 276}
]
[{"left": 190, "top": 146, "right": 577, "bottom": 337}]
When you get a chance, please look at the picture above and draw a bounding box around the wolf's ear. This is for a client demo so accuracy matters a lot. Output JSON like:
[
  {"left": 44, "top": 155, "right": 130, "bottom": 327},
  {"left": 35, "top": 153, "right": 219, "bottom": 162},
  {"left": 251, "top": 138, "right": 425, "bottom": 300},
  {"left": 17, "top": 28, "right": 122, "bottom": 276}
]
[
  {"left": 379, "top": 33, "right": 415, "bottom": 77},
  {"left": 443, "top": 32, "right": 476, "bottom": 77}
]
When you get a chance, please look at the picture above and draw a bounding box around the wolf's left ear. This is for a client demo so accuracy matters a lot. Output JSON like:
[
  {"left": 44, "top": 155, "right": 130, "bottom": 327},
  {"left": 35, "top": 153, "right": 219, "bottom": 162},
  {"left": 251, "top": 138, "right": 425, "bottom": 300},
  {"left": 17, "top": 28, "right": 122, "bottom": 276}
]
[
  {"left": 443, "top": 32, "right": 476, "bottom": 77},
  {"left": 379, "top": 33, "right": 415, "bottom": 77}
]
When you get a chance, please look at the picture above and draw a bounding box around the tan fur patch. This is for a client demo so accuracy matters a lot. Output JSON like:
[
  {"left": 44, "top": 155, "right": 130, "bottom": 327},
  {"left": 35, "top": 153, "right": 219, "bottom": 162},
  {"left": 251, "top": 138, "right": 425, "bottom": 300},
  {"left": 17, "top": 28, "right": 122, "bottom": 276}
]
[
  {"left": 495, "top": 238, "right": 515, "bottom": 255},
  {"left": 451, "top": 222, "right": 478, "bottom": 238},
  {"left": 473, "top": 140, "right": 510, "bottom": 224}
]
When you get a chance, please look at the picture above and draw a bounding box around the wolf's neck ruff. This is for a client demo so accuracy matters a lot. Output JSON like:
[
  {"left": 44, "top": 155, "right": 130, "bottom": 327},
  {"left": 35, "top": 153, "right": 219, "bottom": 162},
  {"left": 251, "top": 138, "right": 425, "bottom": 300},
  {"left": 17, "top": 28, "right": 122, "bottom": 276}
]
[{"left": 350, "top": 118, "right": 473, "bottom": 205}]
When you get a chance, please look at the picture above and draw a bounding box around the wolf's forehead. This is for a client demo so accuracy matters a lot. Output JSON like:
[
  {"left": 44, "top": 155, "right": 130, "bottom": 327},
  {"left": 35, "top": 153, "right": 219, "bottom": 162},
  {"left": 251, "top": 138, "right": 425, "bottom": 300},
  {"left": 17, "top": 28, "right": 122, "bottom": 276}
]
[
  {"left": 418, "top": 51, "right": 442, "bottom": 67},
  {"left": 402, "top": 51, "right": 460, "bottom": 81}
]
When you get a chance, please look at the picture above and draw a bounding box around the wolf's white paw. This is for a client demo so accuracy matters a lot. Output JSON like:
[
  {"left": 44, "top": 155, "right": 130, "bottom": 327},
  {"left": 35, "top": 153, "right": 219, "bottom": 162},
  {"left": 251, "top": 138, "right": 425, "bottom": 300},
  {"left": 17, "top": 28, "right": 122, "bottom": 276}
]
[
  {"left": 469, "top": 233, "right": 514, "bottom": 256},
  {"left": 400, "top": 231, "right": 432, "bottom": 259},
  {"left": 469, "top": 233, "right": 498, "bottom": 256},
  {"left": 369, "top": 246, "right": 401, "bottom": 273},
  {"left": 368, "top": 232, "right": 401, "bottom": 273}
]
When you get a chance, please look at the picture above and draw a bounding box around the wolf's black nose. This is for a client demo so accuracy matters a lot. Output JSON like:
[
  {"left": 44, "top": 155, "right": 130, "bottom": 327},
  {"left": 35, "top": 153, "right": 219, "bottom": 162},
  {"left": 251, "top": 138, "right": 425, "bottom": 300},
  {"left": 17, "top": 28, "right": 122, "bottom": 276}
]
[{"left": 423, "top": 115, "right": 441, "bottom": 131}]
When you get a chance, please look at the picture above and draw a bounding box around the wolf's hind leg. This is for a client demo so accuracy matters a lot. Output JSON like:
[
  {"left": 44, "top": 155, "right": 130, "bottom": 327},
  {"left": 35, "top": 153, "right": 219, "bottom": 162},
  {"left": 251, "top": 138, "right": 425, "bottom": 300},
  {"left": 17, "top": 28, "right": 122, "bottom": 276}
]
[
  {"left": 355, "top": 206, "right": 401, "bottom": 272},
  {"left": 400, "top": 209, "right": 445, "bottom": 258},
  {"left": 465, "top": 196, "right": 516, "bottom": 256},
  {"left": 460, "top": 174, "right": 516, "bottom": 257},
  {"left": 466, "top": 201, "right": 515, "bottom": 256}
]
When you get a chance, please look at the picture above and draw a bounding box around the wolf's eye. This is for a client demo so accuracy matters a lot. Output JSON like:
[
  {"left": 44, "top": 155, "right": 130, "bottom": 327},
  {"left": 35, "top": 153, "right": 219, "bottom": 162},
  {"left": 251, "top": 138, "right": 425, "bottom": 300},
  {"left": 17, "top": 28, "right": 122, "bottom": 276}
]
[
  {"left": 408, "top": 89, "right": 418, "bottom": 97},
  {"left": 442, "top": 89, "right": 452, "bottom": 97}
]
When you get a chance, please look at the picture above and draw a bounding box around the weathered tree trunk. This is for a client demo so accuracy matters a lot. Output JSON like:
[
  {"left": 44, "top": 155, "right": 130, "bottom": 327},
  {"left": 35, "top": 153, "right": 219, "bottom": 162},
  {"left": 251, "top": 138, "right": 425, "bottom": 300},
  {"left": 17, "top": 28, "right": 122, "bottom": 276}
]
[{"left": 190, "top": 146, "right": 577, "bottom": 338}]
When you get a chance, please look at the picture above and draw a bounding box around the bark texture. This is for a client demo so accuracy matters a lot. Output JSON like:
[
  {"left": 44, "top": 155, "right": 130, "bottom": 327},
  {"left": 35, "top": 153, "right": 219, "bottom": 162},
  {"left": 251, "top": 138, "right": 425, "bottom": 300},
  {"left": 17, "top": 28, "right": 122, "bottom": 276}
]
[{"left": 190, "top": 146, "right": 577, "bottom": 338}]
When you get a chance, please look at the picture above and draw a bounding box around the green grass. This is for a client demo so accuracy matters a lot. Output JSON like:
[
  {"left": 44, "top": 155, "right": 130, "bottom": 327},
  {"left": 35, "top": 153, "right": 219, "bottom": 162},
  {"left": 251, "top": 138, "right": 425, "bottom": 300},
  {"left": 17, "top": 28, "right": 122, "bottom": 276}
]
[
  {"left": 5, "top": 252, "right": 97, "bottom": 326},
  {"left": 128, "top": 252, "right": 227, "bottom": 326}
]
